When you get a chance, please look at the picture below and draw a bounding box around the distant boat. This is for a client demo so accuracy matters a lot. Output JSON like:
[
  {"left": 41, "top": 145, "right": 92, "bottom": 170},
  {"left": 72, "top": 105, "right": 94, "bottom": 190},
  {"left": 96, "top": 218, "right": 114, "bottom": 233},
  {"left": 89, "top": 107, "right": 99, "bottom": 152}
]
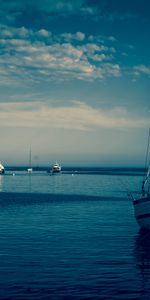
[
  {"left": 133, "top": 129, "right": 150, "bottom": 230},
  {"left": 51, "top": 162, "right": 61, "bottom": 174},
  {"left": 27, "top": 147, "right": 33, "bottom": 173},
  {"left": 0, "top": 162, "right": 5, "bottom": 174}
]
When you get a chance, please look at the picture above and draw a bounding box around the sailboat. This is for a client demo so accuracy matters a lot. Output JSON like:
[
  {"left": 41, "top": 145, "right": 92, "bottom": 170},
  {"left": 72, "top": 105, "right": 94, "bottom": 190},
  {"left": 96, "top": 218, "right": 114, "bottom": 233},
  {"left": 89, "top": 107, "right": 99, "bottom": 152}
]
[
  {"left": 0, "top": 162, "right": 5, "bottom": 174},
  {"left": 133, "top": 129, "right": 150, "bottom": 230},
  {"left": 27, "top": 147, "right": 33, "bottom": 173}
]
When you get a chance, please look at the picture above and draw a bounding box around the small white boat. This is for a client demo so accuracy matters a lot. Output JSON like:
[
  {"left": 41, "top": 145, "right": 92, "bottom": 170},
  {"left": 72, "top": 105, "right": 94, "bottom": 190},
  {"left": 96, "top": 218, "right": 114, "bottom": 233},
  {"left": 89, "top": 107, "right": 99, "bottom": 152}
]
[
  {"left": 0, "top": 162, "right": 5, "bottom": 174},
  {"left": 51, "top": 162, "right": 61, "bottom": 173},
  {"left": 133, "top": 130, "right": 150, "bottom": 230},
  {"left": 27, "top": 168, "right": 33, "bottom": 173}
]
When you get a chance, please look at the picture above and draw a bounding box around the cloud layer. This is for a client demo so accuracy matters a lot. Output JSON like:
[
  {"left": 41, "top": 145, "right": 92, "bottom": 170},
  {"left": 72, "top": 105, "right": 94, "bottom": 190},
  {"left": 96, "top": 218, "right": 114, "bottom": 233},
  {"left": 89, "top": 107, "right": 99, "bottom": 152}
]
[
  {"left": 1, "top": 22, "right": 149, "bottom": 89},
  {"left": 0, "top": 101, "right": 149, "bottom": 130},
  {"left": 0, "top": 25, "right": 122, "bottom": 86}
]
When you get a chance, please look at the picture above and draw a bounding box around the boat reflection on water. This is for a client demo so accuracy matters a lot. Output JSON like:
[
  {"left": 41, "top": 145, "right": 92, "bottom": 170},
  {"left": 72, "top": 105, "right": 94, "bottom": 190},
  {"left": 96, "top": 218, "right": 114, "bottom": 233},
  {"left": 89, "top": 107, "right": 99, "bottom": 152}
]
[
  {"left": 0, "top": 175, "right": 3, "bottom": 192},
  {"left": 134, "top": 229, "right": 150, "bottom": 293},
  {"left": 134, "top": 229, "right": 150, "bottom": 269}
]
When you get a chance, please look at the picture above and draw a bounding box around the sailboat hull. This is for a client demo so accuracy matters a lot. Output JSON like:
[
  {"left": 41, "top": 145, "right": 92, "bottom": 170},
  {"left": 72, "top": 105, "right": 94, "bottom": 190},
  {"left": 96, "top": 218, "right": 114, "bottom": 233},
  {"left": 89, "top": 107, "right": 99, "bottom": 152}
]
[{"left": 133, "top": 196, "right": 150, "bottom": 230}]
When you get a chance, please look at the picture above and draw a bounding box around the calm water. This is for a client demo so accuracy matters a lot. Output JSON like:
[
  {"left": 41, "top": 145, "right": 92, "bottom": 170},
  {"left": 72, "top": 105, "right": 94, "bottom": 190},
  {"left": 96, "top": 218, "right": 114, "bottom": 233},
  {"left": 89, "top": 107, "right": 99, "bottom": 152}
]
[{"left": 0, "top": 169, "right": 150, "bottom": 300}]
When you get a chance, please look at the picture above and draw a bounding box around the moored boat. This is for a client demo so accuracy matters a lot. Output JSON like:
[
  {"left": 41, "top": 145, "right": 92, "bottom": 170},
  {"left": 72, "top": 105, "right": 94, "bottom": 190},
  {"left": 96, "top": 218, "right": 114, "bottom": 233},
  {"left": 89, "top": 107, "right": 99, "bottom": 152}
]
[
  {"left": 52, "top": 162, "right": 61, "bottom": 173},
  {"left": 27, "top": 167, "right": 33, "bottom": 173},
  {"left": 133, "top": 130, "right": 150, "bottom": 230},
  {"left": 133, "top": 195, "right": 150, "bottom": 230},
  {"left": 0, "top": 162, "right": 5, "bottom": 174}
]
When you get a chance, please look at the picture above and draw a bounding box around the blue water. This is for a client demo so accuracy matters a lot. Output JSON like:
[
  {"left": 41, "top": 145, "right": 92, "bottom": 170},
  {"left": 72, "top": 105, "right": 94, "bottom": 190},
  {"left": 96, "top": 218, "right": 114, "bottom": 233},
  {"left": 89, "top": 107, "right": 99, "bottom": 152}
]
[{"left": 0, "top": 169, "right": 150, "bottom": 300}]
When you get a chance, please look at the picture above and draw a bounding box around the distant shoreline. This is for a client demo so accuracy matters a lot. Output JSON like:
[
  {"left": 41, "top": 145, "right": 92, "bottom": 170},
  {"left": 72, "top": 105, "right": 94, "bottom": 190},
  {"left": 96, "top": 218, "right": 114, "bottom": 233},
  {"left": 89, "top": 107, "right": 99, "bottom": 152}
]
[{"left": 2, "top": 166, "right": 146, "bottom": 176}]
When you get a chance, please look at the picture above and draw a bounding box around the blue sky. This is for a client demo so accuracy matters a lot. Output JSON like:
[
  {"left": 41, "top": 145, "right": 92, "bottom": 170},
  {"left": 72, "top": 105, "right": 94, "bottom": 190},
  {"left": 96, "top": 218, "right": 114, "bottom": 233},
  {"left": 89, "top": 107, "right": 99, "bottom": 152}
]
[{"left": 0, "top": 0, "right": 149, "bottom": 166}]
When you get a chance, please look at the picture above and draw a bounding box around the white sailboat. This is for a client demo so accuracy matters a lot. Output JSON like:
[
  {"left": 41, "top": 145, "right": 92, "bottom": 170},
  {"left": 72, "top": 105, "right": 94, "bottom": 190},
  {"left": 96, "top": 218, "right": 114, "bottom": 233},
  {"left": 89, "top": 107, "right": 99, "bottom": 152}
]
[
  {"left": 0, "top": 162, "right": 5, "bottom": 174},
  {"left": 27, "top": 147, "right": 33, "bottom": 173},
  {"left": 133, "top": 129, "right": 150, "bottom": 230}
]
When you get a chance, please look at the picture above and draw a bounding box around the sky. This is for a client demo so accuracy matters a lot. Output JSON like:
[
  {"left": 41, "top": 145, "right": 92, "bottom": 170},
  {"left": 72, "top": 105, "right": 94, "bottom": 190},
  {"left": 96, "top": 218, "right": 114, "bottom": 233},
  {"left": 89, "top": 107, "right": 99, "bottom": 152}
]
[{"left": 0, "top": 0, "right": 150, "bottom": 166}]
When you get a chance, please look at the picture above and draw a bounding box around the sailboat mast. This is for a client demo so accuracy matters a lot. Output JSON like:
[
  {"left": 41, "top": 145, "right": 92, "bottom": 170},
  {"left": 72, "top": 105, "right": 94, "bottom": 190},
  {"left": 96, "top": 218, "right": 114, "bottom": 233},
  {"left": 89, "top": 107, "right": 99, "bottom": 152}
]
[
  {"left": 27, "top": 146, "right": 33, "bottom": 173},
  {"left": 29, "top": 147, "right": 31, "bottom": 168},
  {"left": 142, "top": 128, "right": 150, "bottom": 195},
  {"left": 144, "top": 128, "right": 150, "bottom": 179}
]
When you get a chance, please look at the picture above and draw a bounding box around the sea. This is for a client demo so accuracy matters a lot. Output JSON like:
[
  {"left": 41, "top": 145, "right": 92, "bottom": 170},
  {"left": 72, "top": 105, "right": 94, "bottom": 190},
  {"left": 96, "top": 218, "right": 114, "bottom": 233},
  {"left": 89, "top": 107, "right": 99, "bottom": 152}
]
[{"left": 0, "top": 167, "right": 150, "bottom": 300}]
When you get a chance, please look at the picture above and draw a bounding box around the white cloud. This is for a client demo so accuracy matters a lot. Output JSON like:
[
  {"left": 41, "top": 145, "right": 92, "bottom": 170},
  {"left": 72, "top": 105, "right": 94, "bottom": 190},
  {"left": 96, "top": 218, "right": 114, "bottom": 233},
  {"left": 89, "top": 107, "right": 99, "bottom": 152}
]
[
  {"left": 1, "top": 26, "right": 29, "bottom": 38},
  {"left": 61, "top": 32, "right": 85, "bottom": 41},
  {"left": 0, "top": 26, "right": 121, "bottom": 84},
  {"left": 0, "top": 101, "right": 149, "bottom": 130},
  {"left": 75, "top": 32, "right": 85, "bottom": 41},
  {"left": 133, "top": 65, "right": 150, "bottom": 76},
  {"left": 37, "top": 29, "right": 51, "bottom": 37},
  {"left": 90, "top": 53, "right": 112, "bottom": 62},
  {"left": 108, "top": 36, "right": 117, "bottom": 42}
]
